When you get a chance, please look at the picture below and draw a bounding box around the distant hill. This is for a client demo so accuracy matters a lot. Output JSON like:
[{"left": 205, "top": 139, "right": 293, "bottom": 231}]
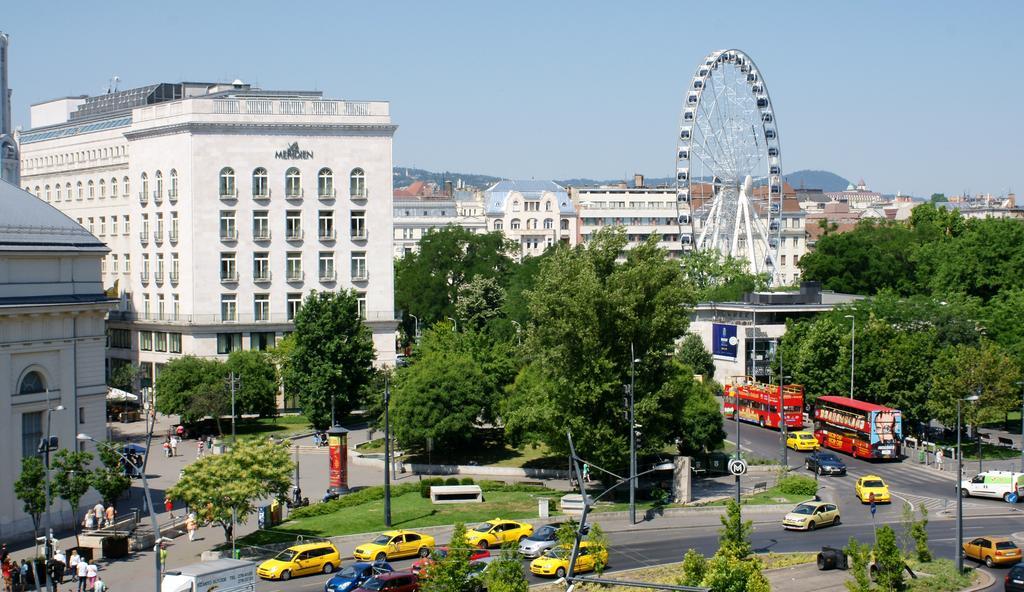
[
  {"left": 784, "top": 170, "right": 851, "bottom": 193},
  {"left": 393, "top": 167, "right": 502, "bottom": 189}
]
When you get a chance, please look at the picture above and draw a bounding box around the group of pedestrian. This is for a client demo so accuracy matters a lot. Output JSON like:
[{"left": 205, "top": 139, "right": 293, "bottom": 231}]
[
  {"left": 195, "top": 436, "right": 214, "bottom": 458},
  {"left": 0, "top": 544, "right": 104, "bottom": 592},
  {"left": 81, "top": 503, "right": 116, "bottom": 531},
  {"left": 162, "top": 435, "right": 179, "bottom": 458}
]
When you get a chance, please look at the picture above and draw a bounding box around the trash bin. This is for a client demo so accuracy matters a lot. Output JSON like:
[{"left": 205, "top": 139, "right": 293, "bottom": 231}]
[
  {"left": 918, "top": 450, "right": 926, "bottom": 465},
  {"left": 817, "top": 546, "right": 848, "bottom": 570}
]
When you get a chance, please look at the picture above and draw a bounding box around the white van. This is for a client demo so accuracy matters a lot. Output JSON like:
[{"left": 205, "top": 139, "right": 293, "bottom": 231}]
[{"left": 960, "top": 471, "right": 1024, "bottom": 502}]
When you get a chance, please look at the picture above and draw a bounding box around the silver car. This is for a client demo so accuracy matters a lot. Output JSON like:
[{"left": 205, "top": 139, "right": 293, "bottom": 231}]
[{"left": 517, "top": 523, "right": 563, "bottom": 558}]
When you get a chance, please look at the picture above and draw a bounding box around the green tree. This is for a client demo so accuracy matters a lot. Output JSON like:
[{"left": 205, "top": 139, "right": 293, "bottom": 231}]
[
  {"left": 504, "top": 230, "right": 714, "bottom": 471},
  {"left": 390, "top": 339, "right": 488, "bottom": 449},
  {"left": 676, "top": 378, "right": 727, "bottom": 456},
  {"left": 455, "top": 276, "right": 505, "bottom": 332},
  {"left": 395, "top": 227, "right": 517, "bottom": 338},
  {"left": 701, "top": 554, "right": 760, "bottom": 592},
  {"left": 588, "top": 522, "right": 610, "bottom": 575},
  {"left": 929, "top": 340, "right": 1021, "bottom": 429},
  {"left": 167, "top": 438, "right": 293, "bottom": 541},
  {"left": 420, "top": 522, "right": 473, "bottom": 592},
  {"left": 108, "top": 362, "right": 141, "bottom": 393},
  {"left": 920, "top": 217, "right": 1024, "bottom": 302},
  {"left": 91, "top": 445, "right": 132, "bottom": 507},
  {"left": 910, "top": 503, "right": 931, "bottom": 563},
  {"left": 680, "top": 249, "right": 763, "bottom": 303},
  {"left": 874, "top": 525, "right": 906, "bottom": 592},
  {"left": 799, "top": 219, "right": 920, "bottom": 296},
  {"left": 283, "top": 290, "right": 375, "bottom": 430},
  {"left": 844, "top": 537, "right": 873, "bottom": 592},
  {"left": 13, "top": 456, "right": 48, "bottom": 538},
  {"left": 678, "top": 548, "right": 708, "bottom": 587},
  {"left": 502, "top": 251, "right": 548, "bottom": 325},
  {"left": 50, "top": 449, "right": 94, "bottom": 545},
  {"left": 225, "top": 350, "right": 279, "bottom": 418},
  {"left": 929, "top": 193, "right": 947, "bottom": 203},
  {"left": 676, "top": 333, "right": 715, "bottom": 378},
  {"left": 155, "top": 356, "right": 227, "bottom": 425},
  {"left": 484, "top": 544, "right": 528, "bottom": 592},
  {"left": 717, "top": 499, "right": 752, "bottom": 560}
]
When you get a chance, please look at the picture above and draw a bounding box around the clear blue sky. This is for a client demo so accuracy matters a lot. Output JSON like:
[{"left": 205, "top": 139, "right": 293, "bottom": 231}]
[{"left": 5, "top": 1, "right": 1022, "bottom": 197}]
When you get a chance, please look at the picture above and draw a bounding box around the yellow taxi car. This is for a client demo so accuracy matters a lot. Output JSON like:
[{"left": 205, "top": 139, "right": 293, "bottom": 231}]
[
  {"left": 530, "top": 542, "right": 608, "bottom": 579},
  {"left": 782, "top": 501, "right": 841, "bottom": 531},
  {"left": 854, "top": 475, "right": 891, "bottom": 503},
  {"left": 465, "top": 519, "right": 534, "bottom": 549},
  {"left": 257, "top": 541, "right": 341, "bottom": 581},
  {"left": 786, "top": 431, "right": 820, "bottom": 451},
  {"left": 352, "top": 530, "right": 436, "bottom": 562},
  {"left": 962, "top": 536, "right": 1022, "bottom": 568}
]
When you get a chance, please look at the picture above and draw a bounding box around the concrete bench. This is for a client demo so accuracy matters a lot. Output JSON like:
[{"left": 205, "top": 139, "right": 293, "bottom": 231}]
[
  {"left": 429, "top": 485, "right": 483, "bottom": 504},
  {"left": 998, "top": 436, "right": 1016, "bottom": 449},
  {"left": 747, "top": 481, "right": 769, "bottom": 494},
  {"left": 559, "top": 494, "right": 594, "bottom": 515}
]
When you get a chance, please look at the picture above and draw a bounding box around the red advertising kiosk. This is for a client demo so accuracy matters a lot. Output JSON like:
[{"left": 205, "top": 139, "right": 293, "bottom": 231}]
[{"left": 327, "top": 425, "right": 350, "bottom": 495}]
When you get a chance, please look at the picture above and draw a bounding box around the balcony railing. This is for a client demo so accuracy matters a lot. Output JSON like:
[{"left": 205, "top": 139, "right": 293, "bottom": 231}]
[
  {"left": 220, "top": 229, "right": 238, "bottom": 241},
  {"left": 320, "top": 270, "right": 337, "bottom": 281},
  {"left": 139, "top": 231, "right": 149, "bottom": 245},
  {"left": 221, "top": 271, "right": 239, "bottom": 283},
  {"left": 285, "top": 189, "right": 304, "bottom": 200},
  {"left": 351, "top": 189, "right": 368, "bottom": 200},
  {"left": 108, "top": 309, "right": 397, "bottom": 324},
  {"left": 286, "top": 270, "right": 304, "bottom": 282},
  {"left": 169, "top": 272, "right": 179, "bottom": 284},
  {"left": 252, "top": 188, "right": 271, "bottom": 199},
  {"left": 285, "top": 229, "right": 304, "bottom": 241},
  {"left": 318, "top": 188, "right": 336, "bottom": 200},
  {"left": 318, "top": 229, "right": 336, "bottom": 241},
  {"left": 153, "top": 230, "right": 164, "bottom": 244},
  {"left": 220, "top": 188, "right": 238, "bottom": 200},
  {"left": 140, "top": 272, "right": 150, "bottom": 283},
  {"left": 153, "top": 190, "right": 163, "bottom": 205},
  {"left": 168, "top": 190, "right": 178, "bottom": 204},
  {"left": 169, "top": 230, "right": 179, "bottom": 243},
  {"left": 253, "top": 270, "right": 272, "bottom": 282},
  {"left": 351, "top": 228, "right": 367, "bottom": 240},
  {"left": 139, "top": 191, "right": 148, "bottom": 205},
  {"left": 352, "top": 268, "right": 368, "bottom": 281},
  {"left": 253, "top": 229, "right": 272, "bottom": 241}
]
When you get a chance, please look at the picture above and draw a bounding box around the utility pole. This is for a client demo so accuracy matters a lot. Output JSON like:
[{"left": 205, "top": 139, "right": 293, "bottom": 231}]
[
  {"left": 629, "top": 342, "right": 637, "bottom": 525},
  {"left": 845, "top": 314, "right": 855, "bottom": 398},
  {"left": 228, "top": 372, "right": 239, "bottom": 443},
  {"left": 779, "top": 342, "right": 788, "bottom": 468},
  {"left": 384, "top": 375, "right": 392, "bottom": 527}
]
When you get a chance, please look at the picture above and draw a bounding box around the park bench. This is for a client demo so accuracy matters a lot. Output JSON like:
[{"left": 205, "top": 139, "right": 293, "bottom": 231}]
[
  {"left": 980, "top": 432, "right": 994, "bottom": 444},
  {"left": 998, "top": 436, "right": 1017, "bottom": 449},
  {"left": 746, "top": 481, "right": 768, "bottom": 494},
  {"left": 429, "top": 484, "right": 483, "bottom": 504}
]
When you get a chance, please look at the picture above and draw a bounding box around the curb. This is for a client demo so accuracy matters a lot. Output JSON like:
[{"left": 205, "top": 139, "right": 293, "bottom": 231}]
[{"left": 962, "top": 566, "right": 995, "bottom": 592}]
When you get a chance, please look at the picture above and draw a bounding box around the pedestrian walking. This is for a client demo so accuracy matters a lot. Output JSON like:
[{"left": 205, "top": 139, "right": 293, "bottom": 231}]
[
  {"left": 20, "top": 560, "right": 33, "bottom": 592},
  {"left": 159, "top": 545, "right": 168, "bottom": 574},
  {"left": 170, "top": 436, "right": 179, "bottom": 457},
  {"left": 2, "top": 559, "right": 12, "bottom": 592},
  {"left": 76, "top": 558, "right": 88, "bottom": 592},
  {"left": 83, "top": 509, "right": 96, "bottom": 531},
  {"left": 582, "top": 463, "right": 592, "bottom": 483},
  {"left": 85, "top": 562, "right": 98, "bottom": 591},
  {"left": 93, "top": 576, "right": 107, "bottom": 592},
  {"left": 936, "top": 448, "right": 944, "bottom": 471},
  {"left": 68, "top": 550, "right": 80, "bottom": 583},
  {"left": 52, "top": 549, "right": 66, "bottom": 584},
  {"left": 163, "top": 439, "right": 171, "bottom": 458},
  {"left": 93, "top": 502, "right": 104, "bottom": 525},
  {"left": 104, "top": 505, "right": 115, "bottom": 528},
  {"left": 186, "top": 513, "right": 197, "bottom": 542},
  {"left": 164, "top": 497, "right": 174, "bottom": 518},
  {"left": 197, "top": 440, "right": 204, "bottom": 458}
]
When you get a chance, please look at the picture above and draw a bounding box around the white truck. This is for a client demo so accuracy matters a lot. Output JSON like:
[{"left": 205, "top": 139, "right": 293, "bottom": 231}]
[
  {"left": 960, "top": 470, "right": 1024, "bottom": 502},
  {"left": 162, "top": 558, "right": 256, "bottom": 592}
]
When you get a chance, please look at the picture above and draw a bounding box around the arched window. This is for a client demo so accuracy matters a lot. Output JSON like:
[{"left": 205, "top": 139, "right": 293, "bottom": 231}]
[
  {"left": 544, "top": 218, "right": 554, "bottom": 229},
  {"left": 526, "top": 219, "right": 537, "bottom": 230},
  {"left": 33, "top": 185, "right": 40, "bottom": 197},
  {"left": 76, "top": 181, "right": 83, "bottom": 200},
  {"left": 318, "top": 168, "right": 334, "bottom": 197},
  {"left": 494, "top": 220, "right": 504, "bottom": 230},
  {"left": 285, "top": 167, "right": 301, "bottom": 197},
  {"left": 545, "top": 200, "right": 553, "bottom": 212},
  {"left": 98, "top": 179, "right": 106, "bottom": 198},
  {"left": 123, "top": 176, "right": 130, "bottom": 196},
  {"left": 154, "top": 170, "right": 163, "bottom": 196},
  {"left": 66, "top": 183, "right": 72, "bottom": 200},
  {"left": 45, "top": 185, "right": 51, "bottom": 202},
  {"left": 55, "top": 184, "right": 62, "bottom": 202},
  {"left": 18, "top": 370, "right": 46, "bottom": 395},
  {"left": 140, "top": 173, "right": 148, "bottom": 198},
  {"left": 510, "top": 218, "right": 521, "bottom": 230},
  {"left": 219, "top": 167, "right": 236, "bottom": 197},
  {"left": 560, "top": 219, "right": 570, "bottom": 231},
  {"left": 111, "top": 177, "right": 119, "bottom": 197},
  {"left": 87, "top": 180, "right": 94, "bottom": 199},
  {"left": 169, "top": 169, "right": 178, "bottom": 197},
  {"left": 512, "top": 200, "right": 520, "bottom": 212},
  {"left": 252, "top": 167, "right": 268, "bottom": 197},
  {"left": 349, "top": 168, "right": 365, "bottom": 198}
]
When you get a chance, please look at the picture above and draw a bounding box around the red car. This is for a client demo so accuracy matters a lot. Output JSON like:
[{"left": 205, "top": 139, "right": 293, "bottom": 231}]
[
  {"left": 411, "top": 547, "right": 490, "bottom": 575},
  {"left": 352, "top": 571, "right": 419, "bottom": 592}
]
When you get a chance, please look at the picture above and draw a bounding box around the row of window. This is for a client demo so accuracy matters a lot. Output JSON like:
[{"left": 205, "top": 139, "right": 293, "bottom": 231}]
[
  {"left": 215, "top": 209, "right": 366, "bottom": 243},
  {"left": 138, "top": 331, "right": 183, "bottom": 353},
  {"left": 509, "top": 199, "right": 558, "bottom": 213},
  {"left": 493, "top": 218, "right": 570, "bottom": 231},
  {"left": 32, "top": 175, "right": 133, "bottom": 204},
  {"left": 22, "top": 145, "right": 127, "bottom": 172},
  {"left": 215, "top": 167, "right": 366, "bottom": 200},
  {"left": 219, "top": 292, "right": 366, "bottom": 324},
  {"left": 217, "top": 331, "right": 277, "bottom": 354},
  {"left": 217, "top": 251, "right": 366, "bottom": 283},
  {"left": 581, "top": 217, "right": 680, "bottom": 227}
]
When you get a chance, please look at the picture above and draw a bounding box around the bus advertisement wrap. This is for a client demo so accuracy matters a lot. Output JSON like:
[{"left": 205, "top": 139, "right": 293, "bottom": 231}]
[
  {"left": 870, "top": 409, "right": 901, "bottom": 445},
  {"left": 712, "top": 324, "right": 738, "bottom": 359}
]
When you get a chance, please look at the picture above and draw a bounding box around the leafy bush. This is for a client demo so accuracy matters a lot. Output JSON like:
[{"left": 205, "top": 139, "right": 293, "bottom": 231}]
[
  {"left": 845, "top": 536, "right": 873, "bottom": 592},
  {"left": 679, "top": 548, "right": 707, "bottom": 587},
  {"left": 460, "top": 477, "right": 475, "bottom": 486},
  {"left": 445, "top": 477, "right": 460, "bottom": 486},
  {"left": 778, "top": 475, "right": 819, "bottom": 496},
  {"left": 419, "top": 477, "right": 445, "bottom": 498},
  {"left": 291, "top": 483, "right": 419, "bottom": 518}
]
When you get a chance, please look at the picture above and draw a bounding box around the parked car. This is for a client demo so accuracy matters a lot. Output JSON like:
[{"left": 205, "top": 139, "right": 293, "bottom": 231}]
[
  {"left": 518, "top": 523, "right": 564, "bottom": 559},
  {"left": 782, "top": 501, "right": 840, "bottom": 531},
  {"left": 465, "top": 519, "right": 534, "bottom": 549},
  {"left": 854, "top": 475, "right": 891, "bottom": 503},
  {"left": 962, "top": 536, "right": 1022, "bottom": 568},
  {"left": 411, "top": 547, "right": 489, "bottom": 575},
  {"left": 804, "top": 451, "right": 847, "bottom": 476},
  {"left": 257, "top": 541, "right": 340, "bottom": 581},
  {"left": 352, "top": 571, "right": 419, "bottom": 592},
  {"left": 325, "top": 562, "right": 393, "bottom": 592},
  {"left": 353, "top": 530, "right": 435, "bottom": 562}
]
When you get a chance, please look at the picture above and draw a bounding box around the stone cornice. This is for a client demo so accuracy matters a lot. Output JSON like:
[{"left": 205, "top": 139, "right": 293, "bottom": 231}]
[{"left": 124, "top": 121, "right": 398, "bottom": 141}]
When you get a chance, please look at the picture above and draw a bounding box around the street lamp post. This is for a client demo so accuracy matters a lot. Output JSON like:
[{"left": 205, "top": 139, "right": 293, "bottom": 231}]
[
  {"left": 384, "top": 375, "right": 392, "bottom": 527},
  {"left": 409, "top": 314, "right": 420, "bottom": 343},
  {"left": 79, "top": 433, "right": 162, "bottom": 592},
  {"left": 844, "top": 314, "right": 855, "bottom": 398},
  {"left": 628, "top": 343, "right": 639, "bottom": 525},
  {"left": 956, "top": 394, "right": 980, "bottom": 575},
  {"left": 446, "top": 317, "right": 457, "bottom": 332},
  {"left": 41, "top": 396, "right": 64, "bottom": 592},
  {"left": 511, "top": 320, "right": 522, "bottom": 346},
  {"left": 1018, "top": 381, "right": 1024, "bottom": 473}
]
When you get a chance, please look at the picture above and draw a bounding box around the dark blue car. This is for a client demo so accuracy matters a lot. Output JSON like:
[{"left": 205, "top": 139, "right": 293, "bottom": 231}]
[
  {"left": 325, "top": 562, "right": 394, "bottom": 592},
  {"left": 805, "top": 451, "right": 846, "bottom": 476}
]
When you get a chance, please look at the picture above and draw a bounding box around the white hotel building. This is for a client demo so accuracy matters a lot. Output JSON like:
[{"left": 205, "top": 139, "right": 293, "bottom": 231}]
[
  {"left": 573, "top": 178, "right": 690, "bottom": 258},
  {"left": 18, "top": 81, "right": 398, "bottom": 385}
]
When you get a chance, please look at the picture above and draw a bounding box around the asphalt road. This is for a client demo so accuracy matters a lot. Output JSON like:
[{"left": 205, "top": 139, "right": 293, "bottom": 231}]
[{"left": 254, "top": 513, "right": 1017, "bottom": 591}]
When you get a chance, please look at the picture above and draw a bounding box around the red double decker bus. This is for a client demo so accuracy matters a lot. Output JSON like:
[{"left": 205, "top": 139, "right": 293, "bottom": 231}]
[
  {"left": 813, "top": 396, "right": 902, "bottom": 460},
  {"left": 722, "top": 382, "right": 804, "bottom": 430}
]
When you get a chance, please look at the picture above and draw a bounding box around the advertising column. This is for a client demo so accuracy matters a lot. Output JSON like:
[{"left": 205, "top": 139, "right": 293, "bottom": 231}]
[{"left": 327, "top": 425, "right": 350, "bottom": 495}]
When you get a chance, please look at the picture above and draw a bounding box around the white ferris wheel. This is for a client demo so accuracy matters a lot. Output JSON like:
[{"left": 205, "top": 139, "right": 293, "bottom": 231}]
[{"left": 676, "top": 49, "right": 784, "bottom": 285}]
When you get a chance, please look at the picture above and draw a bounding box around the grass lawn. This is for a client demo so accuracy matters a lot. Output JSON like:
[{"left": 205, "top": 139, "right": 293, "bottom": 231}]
[
  {"left": 907, "top": 558, "right": 977, "bottom": 592},
  {"left": 237, "top": 489, "right": 558, "bottom": 547},
  {"left": 231, "top": 416, "right": 314, "bottom": 442},
  {"left": 389, "top": 429, "right": 564, "bottom": 470},
  {"left": 929, "top": 439, "right": 1021, "bottom": 461},
  {"left": 703, "top": 483, "right": 811, "bottom": 507}
]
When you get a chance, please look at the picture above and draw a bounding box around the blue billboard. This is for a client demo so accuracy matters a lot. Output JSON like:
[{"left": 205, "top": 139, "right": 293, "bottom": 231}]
[{"left": 712, "top": 323, "right": 738, "bottom": 359}]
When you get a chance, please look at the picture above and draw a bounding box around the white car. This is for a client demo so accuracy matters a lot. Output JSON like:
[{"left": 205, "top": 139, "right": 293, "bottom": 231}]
[{"left": 960, "top": 471, "right": 1024, "bottom": 502}]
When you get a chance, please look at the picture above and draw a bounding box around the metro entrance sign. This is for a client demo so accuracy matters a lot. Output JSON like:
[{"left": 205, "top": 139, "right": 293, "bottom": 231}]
[{"left": 728, "top": 458, "right": 748, "bottom": 476}]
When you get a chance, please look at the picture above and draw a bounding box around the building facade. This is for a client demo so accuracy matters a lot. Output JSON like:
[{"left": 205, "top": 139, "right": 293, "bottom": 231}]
[
  {"left": 573, "top": 182, "right": 688, "bottom": 257},
  {"left": 19, "top": 81, "right": 397, "bottom": 385},
  {"left": 483, "top": 180, "right": 576, "bottom": 258},
  {"left": 0, "top": 181, "right": 112, "bottom": 539},
  {"left": 0, "top": 32, "right": 20, "bottom": 185}
]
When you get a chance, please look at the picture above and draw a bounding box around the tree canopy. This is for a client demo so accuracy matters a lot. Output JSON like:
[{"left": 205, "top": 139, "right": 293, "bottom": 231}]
[
  {"left": 225, "top": 350, "right": 279, "bottom": 418},
  {"left": 282, "top": 290, "right": 375, "bottom": 430},
  {"left": 155, "top": 356, "right": 227, "bottom": 424}
]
